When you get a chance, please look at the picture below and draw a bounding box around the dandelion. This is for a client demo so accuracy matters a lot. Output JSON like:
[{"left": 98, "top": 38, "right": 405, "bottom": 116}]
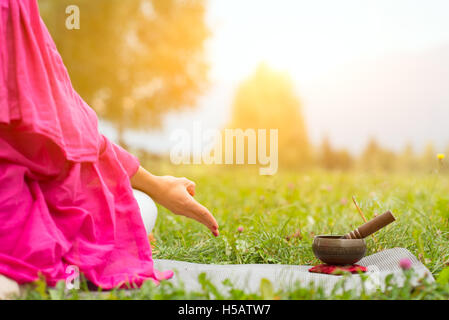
[
  {"left": 399, "top": 258, "right": 412, "bottom": 270},
  {"left": 237, "top": 226, "right": 244, "bottom": 233}
]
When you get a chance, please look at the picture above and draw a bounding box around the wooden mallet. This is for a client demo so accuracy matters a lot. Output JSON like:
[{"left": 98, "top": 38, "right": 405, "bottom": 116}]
[{"left": 343, "top": 211, "right": 396, "bottom": 239}]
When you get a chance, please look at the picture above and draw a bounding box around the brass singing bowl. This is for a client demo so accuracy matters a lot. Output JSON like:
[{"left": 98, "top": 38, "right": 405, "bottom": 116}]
[{"left": 312, "top": 235, "right": 367, "bottom": 265}]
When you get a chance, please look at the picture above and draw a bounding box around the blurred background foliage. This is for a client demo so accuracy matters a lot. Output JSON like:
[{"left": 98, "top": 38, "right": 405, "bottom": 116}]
[
  {"left": 39, "top": 0, "right": 210, "bottom": 146},
  {"left": 227, "top": 64, "right": 311, "bottom": 168},
  {"left": 37, "top": 0, "right": 448, "bottom": 173}
]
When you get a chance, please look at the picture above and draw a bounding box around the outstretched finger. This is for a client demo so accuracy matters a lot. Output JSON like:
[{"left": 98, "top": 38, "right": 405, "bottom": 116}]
[{"left": 187, "top": 199, "right": 219, "bottom": 236}]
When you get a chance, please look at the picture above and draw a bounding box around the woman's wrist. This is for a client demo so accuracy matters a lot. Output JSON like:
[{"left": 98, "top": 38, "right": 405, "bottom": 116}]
[{"left": 130, "top": 166, "right": 166, "bottom": 200}]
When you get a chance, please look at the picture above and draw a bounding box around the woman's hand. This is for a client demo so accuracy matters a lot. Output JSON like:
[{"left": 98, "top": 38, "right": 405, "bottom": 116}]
[
  {"left": 153, "top": 176, "right": 219, "bottom": 237},
  {"left": 130, "top": 167, "right": 219, "bottom": 236}
]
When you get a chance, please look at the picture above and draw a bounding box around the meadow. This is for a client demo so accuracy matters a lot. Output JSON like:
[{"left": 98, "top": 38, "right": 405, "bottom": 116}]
[{"left": 21, "top": 164, "right": 449, "bottom": 299}]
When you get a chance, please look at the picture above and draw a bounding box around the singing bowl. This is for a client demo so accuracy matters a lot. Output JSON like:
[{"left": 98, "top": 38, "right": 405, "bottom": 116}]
[{"left": 312, "top": 235, "right": 367, "bottom": 265}]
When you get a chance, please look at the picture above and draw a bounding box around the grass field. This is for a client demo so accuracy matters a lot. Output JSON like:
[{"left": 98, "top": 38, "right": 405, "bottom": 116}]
[{"left": 21, "top": 165, "right": 449, "bottom": 299}]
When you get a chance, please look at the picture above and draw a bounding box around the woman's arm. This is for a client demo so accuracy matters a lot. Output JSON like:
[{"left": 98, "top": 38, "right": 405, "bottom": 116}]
[{"left": 130, "top": 166, "right": 219, "bottom": 237}]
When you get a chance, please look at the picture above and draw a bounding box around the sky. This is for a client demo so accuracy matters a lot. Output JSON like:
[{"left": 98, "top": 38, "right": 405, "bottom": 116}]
[
  {"left": 207, "top": 0, "right": 449, "bottom": 82},
  {"left": 104, "top": 0, "right": 449, "bottom": 154}
]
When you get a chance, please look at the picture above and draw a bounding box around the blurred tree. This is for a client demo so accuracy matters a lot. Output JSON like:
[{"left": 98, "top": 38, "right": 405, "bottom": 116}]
[
  {"left": 360, "top": 137, "right": 397, "bottom": 172},
  {"left": 38, "top": 0, "right": 209, "bottom": 146},
  {"left": 318, "top": 136, "right": 353, "bottom": 170},
  {"left": 226, "top": 63, "right": 311, "bottom": 167},
  {"left": 333, "top": 149, "right": 354, "bottom": 171},
  {"left": 360, "top": 138, "right": 381, "bottom": 171},
  {"left": 398, "top": 142, "right": 418, "bottom": 172},
  {"left": 378, "top": 149, "right": 397, "bottom": 172},
  {"left": 442, "top": 144, "right": 449, "bottom": 173},
  {"left": 421, "top": 142, "right": 437, "bottom": 173},
  {"left": 319, "top": 136, "right": 334, "bottom": 170}
]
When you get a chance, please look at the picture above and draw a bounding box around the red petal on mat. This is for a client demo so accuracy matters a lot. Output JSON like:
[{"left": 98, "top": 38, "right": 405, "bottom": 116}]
[{"left": 309, "top": 264, "right": 367, "bottom": 275}]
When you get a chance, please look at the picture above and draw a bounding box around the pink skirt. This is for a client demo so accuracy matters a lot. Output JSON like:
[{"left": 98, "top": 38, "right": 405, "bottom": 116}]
[{"left": 0, "top": 0, "right": 173, "bottom": 288}]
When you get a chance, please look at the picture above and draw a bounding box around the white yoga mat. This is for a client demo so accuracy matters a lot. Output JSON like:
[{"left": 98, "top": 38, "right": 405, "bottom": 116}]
[{"left": 154, "top": 248, "right": 434, "bottom": 295}]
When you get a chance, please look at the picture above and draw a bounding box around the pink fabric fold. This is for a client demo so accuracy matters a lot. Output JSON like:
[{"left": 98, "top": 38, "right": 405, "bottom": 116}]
[
  {"left": 0, "top": 0, "right": 100, "bottom": 162},
  {"left": 0, "top": 0, "right": 173, "bottom": 289}
]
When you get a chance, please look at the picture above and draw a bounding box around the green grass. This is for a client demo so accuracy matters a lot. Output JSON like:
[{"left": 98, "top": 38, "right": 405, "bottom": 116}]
[{"left": 20, "top": 166, "right": 449, "bottom": 299}]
